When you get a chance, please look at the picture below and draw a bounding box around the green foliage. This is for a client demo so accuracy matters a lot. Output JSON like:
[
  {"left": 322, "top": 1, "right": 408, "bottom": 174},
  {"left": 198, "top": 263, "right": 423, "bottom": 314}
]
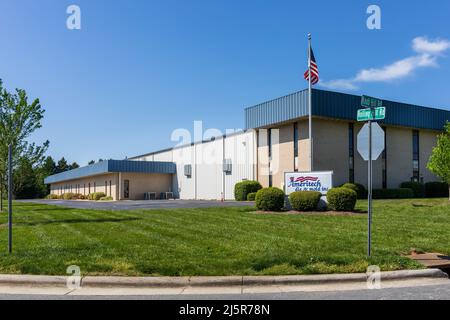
[
  {"left": 288, "top": 191, "right": 322, "bottom": 211},
  {"left": 327, "top": 188, "right": 357, "bottom": 212},
  {"left": 99, "top": 196, "right": 113, "bottom": 201},
  {"left": 234, "top": 180, "right": 262, "bottom": 201},
  {"left": 341, "top": 183, "right": 367, "bottom": 199},
  {"left": 45, "top": 194, "right": 59, "bottom": 200},
  {"left": 372, "top": 188, "right": 414, "bottom": 199},
  {"left": 88, "top": 192, "right": 107, "bottom": 201},
  {"left": 428, "top": 122, "right": 450, "bottom": 189},
  {"left": 399, "top": 182, "right": 425, "bottom": 198},
  {"left": 424, "top": 182, "right": 450, "bottom": 198},
  {"left": 62, "top": 193, "right": 76, "bottom": 200},
  {"left": 255, "top": 187, "right": 285, "bottom": 212},
  {"left": 246, "top": 192, "right": 257, "bottom": 201}
]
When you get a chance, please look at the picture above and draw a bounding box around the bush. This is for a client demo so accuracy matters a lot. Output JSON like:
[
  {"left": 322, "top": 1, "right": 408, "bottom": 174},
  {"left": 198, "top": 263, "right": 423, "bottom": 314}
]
[
  {"left": 372, "top": 188, "right": 414, "bottom": 199},
  {"left": 425, "top": 182, "right": 450, "bottom": 198},
  {"left": 88, "top": 192, "right": 107, "bottom": 201},
  {"left": 246, "top": 192, "right": 257, "bottom": 201},
  {"left": 45, "top": 194, "right": 59, "bottom": 200},
  {"left": 289, "top": 191, "right": 322, "bottom": 211},
  {"left": 234, "top": 181, "right": 262, "bottom": 201},
  {"left": 62, "top": 193, "right": 76, "bottom": 200},
  {"left": 341, "top": 183, "right": 367, "bottom": 199},
  {"left": 400, "top": 182, "right": 425, "bottom": 198},
  {"left": 99, "top": 196, "right": 113, "bottom": 201},
  {"left": 255, "top": 187, "right": 285, "bottom": 212},
  {"left": 327, "top": 188, "right": 357, "bottom": 212}
]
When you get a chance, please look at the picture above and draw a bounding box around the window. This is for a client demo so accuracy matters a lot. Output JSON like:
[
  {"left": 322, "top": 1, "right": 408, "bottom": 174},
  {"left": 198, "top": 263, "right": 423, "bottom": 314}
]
[
  {"left": 349, "top": 123, "right": 355, "bottom": 183},
  {"left": 268, "top": 129, "right": 272, "bottom": 160},
  {"left": 268, "top": 174, "right": 273, "bottom": 188},
  {"left": 184, "top": 164, "right": 192, "bottom": 178},
  {"left": 294, "top": 123, "right": 299, "bottom": 172},
  {"left": 109, "top": 180, "right": 112, "bottom": 196},
  {"left": 412, "top": 130, "right": 420, "bottom": 182},
  {"left": 223, "top": 159, "right": 232, "bottom": 175},
  {"left": 83, "top": 184, "right": 86, "bottom": 195},
  {"left": 94, "top": 182, "right": 96, "bottom": 193},
  {"left": 105, "top": 181, "right": 108, "bottom": 194},
  {"left": 88, "top": 183, "right": 91, "bottom": 194},
  {"left": 124, "top": 180, "right": 130, "bottom": 199},
  {"left": 382, "top": 127, "right": 387, "bottom": 189}
]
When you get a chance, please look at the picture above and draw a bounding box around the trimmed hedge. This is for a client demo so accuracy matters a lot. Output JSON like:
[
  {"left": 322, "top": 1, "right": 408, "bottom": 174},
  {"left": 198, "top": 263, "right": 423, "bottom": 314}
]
[
  {"left": 372, "top": 188, "right": 414, "bottom": 199},
  {"left": 327, "top": 188, "right": 357, "bottom": 212},
  {"left": 99, "top": 196, "right": 114, "bottom": 201},
  {"left": 62, "top": 193, "right": 76, "bottom": 200},
  {"left": 46, "top": 194, "right": 59, "bottom": 200},
  {"left": 255, "top": 187, "right": 285, "bottom": 212},
  {"left": 234, "top": 181, "right": 262, "bottom": 201},
  {"left": 341, "top": 183, "right": 367, "bottom": 199},
  {"left": 400, "top": 182, "right": 425, "bottom": 198},
  {"left": 289, "top": 191, "right": 322, "bottom": 211},
  {"left": 424, "top": 182, "right": 449, "bottom": 198},
  {"left": 88, "top": 192, "right": 107, "bottom": 201},
  {"left": 246, "top": 192, "right": 257, "bottom": 201}
]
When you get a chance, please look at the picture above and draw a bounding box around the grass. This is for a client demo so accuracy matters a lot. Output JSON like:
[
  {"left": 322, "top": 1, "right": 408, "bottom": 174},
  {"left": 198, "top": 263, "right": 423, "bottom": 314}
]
[{"left": 0, "top": 199, "right": 449, "bottom": 276}]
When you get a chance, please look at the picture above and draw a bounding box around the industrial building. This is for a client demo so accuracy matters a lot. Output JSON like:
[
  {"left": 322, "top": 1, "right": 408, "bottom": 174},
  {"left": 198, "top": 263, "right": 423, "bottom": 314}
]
[{"left": 45, "top": 89, "right": 450, "bottom": 201}]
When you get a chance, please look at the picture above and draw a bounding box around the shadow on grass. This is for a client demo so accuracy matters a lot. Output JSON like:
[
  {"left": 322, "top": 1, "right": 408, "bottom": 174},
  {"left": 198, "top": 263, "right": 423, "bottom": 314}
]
[{"left": 16, "top": 217, "right": 142, "bottom": 227}]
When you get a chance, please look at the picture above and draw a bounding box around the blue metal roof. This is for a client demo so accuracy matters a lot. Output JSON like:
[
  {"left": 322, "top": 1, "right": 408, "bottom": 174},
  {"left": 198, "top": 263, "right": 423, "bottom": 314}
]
[
  {"left": 44, "top": 160, "right": 176, "bottom": 184},
  {"left": 245, "top": 89, "right": 450, "bottom": 131}
]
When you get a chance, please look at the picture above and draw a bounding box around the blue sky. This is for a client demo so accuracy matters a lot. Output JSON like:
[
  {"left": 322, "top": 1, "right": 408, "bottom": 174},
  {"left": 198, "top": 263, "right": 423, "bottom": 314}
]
[{"left": 0, "top": 0, "right": 449, "bottom": 165}]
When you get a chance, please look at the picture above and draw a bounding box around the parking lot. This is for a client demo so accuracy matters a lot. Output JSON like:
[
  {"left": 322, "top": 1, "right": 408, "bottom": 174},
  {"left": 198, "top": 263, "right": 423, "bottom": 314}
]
[{"left": 18, "top": 199, "right": 255, "bottom": 211}]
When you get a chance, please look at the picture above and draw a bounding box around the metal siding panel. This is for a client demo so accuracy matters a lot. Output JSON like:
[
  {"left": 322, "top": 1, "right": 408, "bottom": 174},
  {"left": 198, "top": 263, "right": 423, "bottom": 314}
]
[{"left": 246, "top": 89, "right": 450, "bottom": 131}]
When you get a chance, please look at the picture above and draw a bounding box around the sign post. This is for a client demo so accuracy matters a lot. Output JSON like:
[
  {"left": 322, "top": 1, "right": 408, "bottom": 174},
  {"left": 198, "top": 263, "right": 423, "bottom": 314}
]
[
  {"left": 357, "top": 96, "right": 385, "bottom": 257},
  {"left": 8, "top": 144, "right": 12, "bottom": 254}
]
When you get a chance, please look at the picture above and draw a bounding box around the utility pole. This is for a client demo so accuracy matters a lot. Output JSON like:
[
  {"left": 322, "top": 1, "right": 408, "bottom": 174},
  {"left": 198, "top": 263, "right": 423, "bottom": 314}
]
[{"left": 8, "top": 144, "right": 12, "bottom": 254}]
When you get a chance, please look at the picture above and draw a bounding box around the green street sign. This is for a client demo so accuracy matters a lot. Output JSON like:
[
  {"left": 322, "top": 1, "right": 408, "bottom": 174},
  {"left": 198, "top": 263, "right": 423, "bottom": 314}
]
[
  {"left": 361, "top": 95, "right": 383, "bottom": 108},
  {"left": 357, "top": 107, "right": 386, "bottom": 122}
]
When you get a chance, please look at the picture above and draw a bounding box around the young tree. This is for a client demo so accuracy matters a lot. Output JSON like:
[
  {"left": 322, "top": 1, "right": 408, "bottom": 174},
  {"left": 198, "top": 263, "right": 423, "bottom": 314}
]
[
  {"left": 428, "top": 122, "right": 450, "bottom": 200},
  {"left": 0, "top": 80, "right": 49, "bottom": 200}
]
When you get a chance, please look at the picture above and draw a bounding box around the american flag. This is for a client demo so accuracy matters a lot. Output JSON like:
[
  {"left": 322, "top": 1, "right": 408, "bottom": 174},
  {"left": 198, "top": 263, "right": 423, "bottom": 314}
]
[{"left": 304, "top": 47, "right": 319, "bottom": 85}]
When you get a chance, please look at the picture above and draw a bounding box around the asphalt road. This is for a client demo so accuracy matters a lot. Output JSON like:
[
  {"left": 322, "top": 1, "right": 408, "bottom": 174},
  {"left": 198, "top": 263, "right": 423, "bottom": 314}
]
[
  {"left": 1, "top": 283, "right": 450, "bottom": 300},
  {"left": 18, "top": 199, "right": 255, "bottom": 210}
]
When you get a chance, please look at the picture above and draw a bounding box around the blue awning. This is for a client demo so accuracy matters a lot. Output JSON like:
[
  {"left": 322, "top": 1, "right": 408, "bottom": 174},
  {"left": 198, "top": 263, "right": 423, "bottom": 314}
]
[{"left": 44, "top": 160, "right": 176, "bottom": 184}]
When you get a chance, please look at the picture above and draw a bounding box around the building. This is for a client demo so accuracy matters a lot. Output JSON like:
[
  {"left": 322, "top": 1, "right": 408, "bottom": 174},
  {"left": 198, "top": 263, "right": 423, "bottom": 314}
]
[{"left": 45, "top": 89, "right": 450, "bottom": 200}]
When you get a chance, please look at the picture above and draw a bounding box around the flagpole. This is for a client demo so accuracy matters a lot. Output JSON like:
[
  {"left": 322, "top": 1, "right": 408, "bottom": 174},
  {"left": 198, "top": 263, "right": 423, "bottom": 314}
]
[{"left": 308, "top": 33, "right": 313, "bottom": 172}]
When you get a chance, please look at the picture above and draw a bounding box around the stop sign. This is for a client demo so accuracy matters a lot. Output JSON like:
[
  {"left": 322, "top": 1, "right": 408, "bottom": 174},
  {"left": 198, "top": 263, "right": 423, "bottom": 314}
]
[{"left": 357, "top": 123, "right": 385, "bottom": 161}]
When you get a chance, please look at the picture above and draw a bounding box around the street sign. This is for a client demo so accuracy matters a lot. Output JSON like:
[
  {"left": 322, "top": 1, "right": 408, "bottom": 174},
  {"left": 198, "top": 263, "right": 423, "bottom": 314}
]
[
  {"left": 357, "top": 122, "right": 385, "bottom": 161},
  {"left": 357, "top": 107, "right": 386, "bottom": 122},
  {"left": 361, "top": 95, "right": 383, "bottom": 108}
]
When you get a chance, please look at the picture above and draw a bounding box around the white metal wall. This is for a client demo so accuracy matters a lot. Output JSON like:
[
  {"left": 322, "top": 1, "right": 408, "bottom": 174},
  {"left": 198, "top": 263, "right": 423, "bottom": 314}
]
[{"left": 133, "top": 130, "right": 256, "bottom": 200}]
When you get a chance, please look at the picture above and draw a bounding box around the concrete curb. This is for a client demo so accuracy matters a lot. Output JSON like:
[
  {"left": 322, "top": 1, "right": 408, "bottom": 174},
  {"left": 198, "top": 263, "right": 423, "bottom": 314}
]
[{"left": 0, "top": 269, "right": 446, "bottom": 288}]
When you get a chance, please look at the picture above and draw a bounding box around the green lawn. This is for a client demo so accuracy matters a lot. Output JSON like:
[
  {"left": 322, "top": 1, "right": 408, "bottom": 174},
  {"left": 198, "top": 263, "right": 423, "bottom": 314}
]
[{"left": 0, "top": 199, "right": 449, "bottom": 276}]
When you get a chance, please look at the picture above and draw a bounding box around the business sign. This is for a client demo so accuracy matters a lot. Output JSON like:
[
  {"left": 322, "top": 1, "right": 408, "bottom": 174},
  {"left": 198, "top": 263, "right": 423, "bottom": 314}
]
[{"left": 284, "top": 171, "right": 333, "bottom": 195}]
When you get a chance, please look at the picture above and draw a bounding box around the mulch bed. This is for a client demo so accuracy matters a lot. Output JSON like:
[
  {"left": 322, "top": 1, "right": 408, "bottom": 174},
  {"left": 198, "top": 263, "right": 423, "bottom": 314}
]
[{"left": 253, "top": 210, "right": 367, "bottom": 216}]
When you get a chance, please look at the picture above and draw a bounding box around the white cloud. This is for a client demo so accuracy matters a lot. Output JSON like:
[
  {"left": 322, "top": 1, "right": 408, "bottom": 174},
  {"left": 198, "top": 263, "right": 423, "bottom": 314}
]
[
  {"left": 319, "top": 36, "right": 449, "bottom": 91},
  {"left": 413, "top": 36, "right": 450, "bottom": 54}
]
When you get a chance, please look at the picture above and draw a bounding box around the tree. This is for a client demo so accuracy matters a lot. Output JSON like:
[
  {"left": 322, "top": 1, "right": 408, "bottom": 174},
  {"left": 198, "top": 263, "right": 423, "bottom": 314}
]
[
  {"left": 39, "top": 156, "right": 57, "bottom": 195},
  {"left": 88, "top": 160, "right": 95, "bottom": 165},
  {"left": 13, "top": 158, "right": 43, "bottom": 199},
  {"left": 56, "top": 157, "right": 69, "bottom": 174},
  {"left": 0, "top": 80, "right": 49, "bottom": 200},
  {"left": 70, "top": 162, "right": 80, "bottom": 170},
  {"left": 428, "top": 122, "right": 450, "bottom": 200}
]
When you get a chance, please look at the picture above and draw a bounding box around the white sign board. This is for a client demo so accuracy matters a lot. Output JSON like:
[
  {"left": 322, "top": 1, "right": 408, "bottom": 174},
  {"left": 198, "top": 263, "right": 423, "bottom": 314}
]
[
  {"left": 357, "top": 123, "right": 385, "bottom": 161},
  {"left": 284, "top": 171, "right": 334, "bottom": 195}
]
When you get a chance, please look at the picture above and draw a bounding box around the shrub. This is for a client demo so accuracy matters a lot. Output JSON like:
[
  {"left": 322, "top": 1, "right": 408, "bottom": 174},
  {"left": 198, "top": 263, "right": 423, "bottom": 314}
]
[
  {"left": 255, "top": 187, "right": 285, "bottom": 212},
  {"left": 62, "top": 193, "right": 76, "bottom": 200},
  {"left": 327, "top": 188, "right": 357, "bottom": 212},
  {"left": 372, "top": 188, "right": 414, "bottom": 199},
  {"left": 246, "top": 192, "right": 257, "bottom": 201},
  {"left": 234, "top": 181, "right": 262, "bottom": 201},
  {"left": 45, "top": 194, "right": 59, "bottom": 200},
  {"left": 99, "top": 196, "right": 113, "bottom": 201},
  {"left": 425, "top": 182, "right": 450, "bottom": 198},
  {"left": 289, "top": 191, "right": 322, "bottom": 211},
  {"left": 400, "top": 182, "right": 425, "bottom": 198},
  {"left": 88, "top": 192, "right": 107, "bottom": 201},
  {"left": 341, "top": 183, "right": 367, "bottom": 199}
]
